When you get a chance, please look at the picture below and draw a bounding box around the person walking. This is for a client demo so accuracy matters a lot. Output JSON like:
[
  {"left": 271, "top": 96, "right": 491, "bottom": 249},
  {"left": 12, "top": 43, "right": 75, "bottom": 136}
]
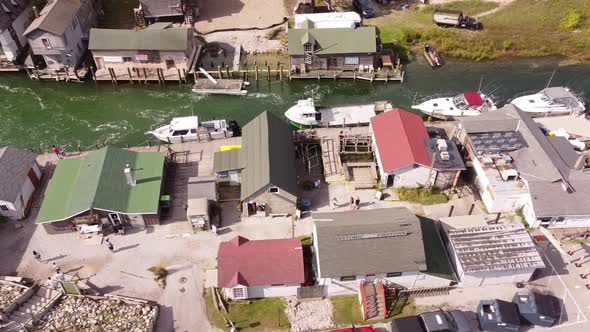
[
  {"left": 105, "top": 238, "right": 114, "bottom": 252},
  {"left": 32, "top": 250, "right": 42, "bottom": 262},
  {"left": 51, "top": 145, "right": 62, "bottom": 159},
  {"left": 46, "top": 277, "right": 56, "bottom": 290},
  {"left": 355, "top": 197, "right": 361, "bottom": 210},
  {"left": 58, "top": 146, "right": 67, "bottom": 158},
  {"left": 52, "top": 262, "right": 61, "bottom": 274}
]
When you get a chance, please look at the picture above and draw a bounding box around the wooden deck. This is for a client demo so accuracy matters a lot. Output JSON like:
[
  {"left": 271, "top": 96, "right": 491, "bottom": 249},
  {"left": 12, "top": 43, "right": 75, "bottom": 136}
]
[
  {"left": 289, "top": 69, "right": 404, "bottom": 83},
  {"left": 93, "top": 67, "right": 189, "bottom": 83}
]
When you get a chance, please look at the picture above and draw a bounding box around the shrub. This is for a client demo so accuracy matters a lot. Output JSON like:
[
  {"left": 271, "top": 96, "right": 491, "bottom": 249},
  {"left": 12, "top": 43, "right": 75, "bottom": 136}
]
[
  {"left": 395, "top": 187, "right": 448, "bottom": 205},
  {"left": 502, "top": 40, "right": 513, "bottom": 50},
  {"left": 559, "top": 5, "right": 583, "bottom": 32},
  {"left": 148, "top": 266, "right": 168, "bottom": 288}
]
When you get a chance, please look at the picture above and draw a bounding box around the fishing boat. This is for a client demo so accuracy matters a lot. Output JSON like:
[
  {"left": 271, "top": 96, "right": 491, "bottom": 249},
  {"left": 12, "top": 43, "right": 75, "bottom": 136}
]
[
  {"left": 411, "top": 92, "right": 496, "bottom": 119},
  {"left": 146, "top": 116, "right": 239, "bottom": 143},
  {"left": 424, "top": 44, "right": 443, "bottom": 67},
  {"left": 284, "top": 98, "right": 393, "bottom": 128},
  {"left": 510, "top": 87, "right": 585, "bottom": 117}
]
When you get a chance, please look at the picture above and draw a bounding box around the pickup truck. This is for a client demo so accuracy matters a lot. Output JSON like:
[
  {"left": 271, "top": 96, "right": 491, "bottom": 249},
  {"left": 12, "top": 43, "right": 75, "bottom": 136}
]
[{"left": 433, "top": 9, "right": 480, "bottom": 30}]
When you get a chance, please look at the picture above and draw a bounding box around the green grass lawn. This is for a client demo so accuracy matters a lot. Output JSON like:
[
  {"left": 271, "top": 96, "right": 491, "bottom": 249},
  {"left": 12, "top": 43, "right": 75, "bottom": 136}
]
[
  {"left": 395, "top": 187, "right": 449, "bottom": 205},
  {"left": 205, "top": 289, "right": 290, "bottom": 331},
  {"left": 370, "top": 0, "right": 590, "bottom": 61},
  {"left": 331, "top": 295, "right": 417, "bottom": 327}
]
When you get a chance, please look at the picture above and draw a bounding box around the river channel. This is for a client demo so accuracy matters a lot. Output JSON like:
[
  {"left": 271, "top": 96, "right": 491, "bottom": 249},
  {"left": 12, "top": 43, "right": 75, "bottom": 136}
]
[{"left": 0, "top": 58, "right": 589, "bottom": 151}]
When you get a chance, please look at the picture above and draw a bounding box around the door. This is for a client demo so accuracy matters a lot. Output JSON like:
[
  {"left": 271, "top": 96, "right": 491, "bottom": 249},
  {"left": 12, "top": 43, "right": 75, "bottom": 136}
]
[
  {"left": 95, "top": 57, "right": 105, "bottom": 69},
  {"left": 386, "top": 175, "right": 394, "bottom": 187},
  {"left": 327, "top": 57, "right": 338, "bottom": 70}
]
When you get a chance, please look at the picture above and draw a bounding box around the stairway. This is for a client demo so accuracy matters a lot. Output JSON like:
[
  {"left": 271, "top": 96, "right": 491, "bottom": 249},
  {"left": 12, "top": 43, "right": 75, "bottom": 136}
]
[
  {"left": 362, "top": 282, "right": 385, "bottom": 321},
  {"left": 4, "top": 287, "right": 62, "bottom": 329}
]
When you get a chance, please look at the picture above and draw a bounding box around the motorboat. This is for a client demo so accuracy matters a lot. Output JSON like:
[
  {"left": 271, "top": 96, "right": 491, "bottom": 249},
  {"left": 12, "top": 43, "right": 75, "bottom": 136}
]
[
  {"left": 510, "top": 87, "right": 585, "bottom": 117},
  {"left": 284, "top": 98, "right": 393, "bottom": 128},
  {"left": 411, "top": 91, "right": 496, "bottom": 119},
  {"left": 424, "top": 44, "right": 443, "bottom": 67},
  {"left": 146, "top": 116, "right": 239, "bottom": 144}
]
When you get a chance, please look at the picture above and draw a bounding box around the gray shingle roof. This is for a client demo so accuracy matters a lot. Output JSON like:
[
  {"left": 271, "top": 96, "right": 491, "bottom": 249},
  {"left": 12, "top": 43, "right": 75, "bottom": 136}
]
[
  {"left": 313, "top": 208, "right": 427, "bottom": 278},
  {"left": 0, "top": 0, "right": 29, "bottom": 31},
  {"left": 240, "top": 112, "right": 297, "bottom": 200},
  {"left": 0, "top": 146, "right": 37, "bottom": 202},
  {"left": 213, "top": 149, "right": 243, "bottom": 173},
  {"left": 89, "top": 27, "right": 191, "bottom": 51},
  {"left": 24, "top": 0, "right": 80, "bottom": 36},
  {"left": 425, "top": 138, "right": 466, "bottom": 170},
  {"left": 140, "top": 0, "right": 183, "bottom": 18},
  {"left": 288, "top": 26, "right": 377, "bottom": 55}
]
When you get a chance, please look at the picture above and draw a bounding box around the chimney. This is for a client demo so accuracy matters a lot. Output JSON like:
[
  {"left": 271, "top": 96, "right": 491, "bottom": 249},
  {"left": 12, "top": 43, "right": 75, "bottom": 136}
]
[
  {"left": 32, "top": 6, "right": 39, "bottom": 18},
  {"left": 124, "top": 164, "right": 136, "bottom": 186}
]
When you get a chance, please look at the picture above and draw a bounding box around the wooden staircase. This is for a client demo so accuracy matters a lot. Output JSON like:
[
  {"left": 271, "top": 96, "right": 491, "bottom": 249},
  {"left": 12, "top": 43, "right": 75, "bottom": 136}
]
[
  {"left": 360, "top": 281, "right": 385, "bottom": 321},
  {"left": 3, "top": 287, "right": 62, "bottom": 330}
]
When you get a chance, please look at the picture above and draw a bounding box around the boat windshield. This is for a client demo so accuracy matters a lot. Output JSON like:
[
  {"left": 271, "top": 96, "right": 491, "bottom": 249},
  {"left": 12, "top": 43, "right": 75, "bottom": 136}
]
[
  {"left": 453, "top": 94, "right": 469, "bottom": 110},
  {"left": 301, "top": 113, "right": 317, "bottom": 118}
]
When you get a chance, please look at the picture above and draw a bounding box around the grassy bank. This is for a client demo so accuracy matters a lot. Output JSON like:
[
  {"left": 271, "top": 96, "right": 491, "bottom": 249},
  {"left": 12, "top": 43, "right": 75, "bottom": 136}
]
[
  {"left": 205, "top": 289, "right": 290, "bottom": 331},
  {"left": 395, "top": 187, "right": 449, "bottom": 205},
  {"left": 370, "top": 0, "right": 590, "bottom": 61}
]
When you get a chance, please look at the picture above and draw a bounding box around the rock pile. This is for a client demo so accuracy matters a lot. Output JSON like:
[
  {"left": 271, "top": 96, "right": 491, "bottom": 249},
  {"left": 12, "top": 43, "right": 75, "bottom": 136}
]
[
  {"left": 41, "top": 296, "right": 157, "bottom": 332},
  {"left": 284, "top": 296, "right": 334, "bottom": 332},
  {"left": 0, "top": 282, "right": 26, "bottom": 311}
]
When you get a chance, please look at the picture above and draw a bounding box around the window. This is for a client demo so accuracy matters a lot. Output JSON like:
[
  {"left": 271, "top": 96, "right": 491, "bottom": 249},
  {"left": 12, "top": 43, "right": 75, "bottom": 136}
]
[
  {"left": 340, "top": 276, "right": 356, "bottom": 281},
  {"left": 268, "top": 187, "right": 279, "bottom": 193},
  {"left": 41, "top": 38, "right": 52, "bottom": 49},
  {"left": 365, "top": 274, "right": 375, "bottom": 277},
  {"left": 0, "top": 205, "right": 8, "bottom": 211},
  {"left": 271, "top": 284, "right": 284, "bottom": 286},
  {"left": 304, "top": 44, "right": 312, "bottom": 52},
  {"left": 344, "top": 57, "right": 359, "bottom": 65},
  {"left": 232, "top": 287, "right": 246, "bottom": 299},
  {"left": 386, "top": 272, "right": 402, "bottom": 277},
  {"left": 172, "top": 130, "right": 189, "bottom": 136}
]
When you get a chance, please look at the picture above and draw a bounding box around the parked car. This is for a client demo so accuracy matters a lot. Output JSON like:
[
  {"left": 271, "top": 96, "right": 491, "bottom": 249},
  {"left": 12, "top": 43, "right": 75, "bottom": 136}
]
[
  {"left": 353, "top": 0, "right": 375, "bottom": 18},
  {"left": 391, "top": 310, "right": 482, "bottom": 332},
  {"left": 433, "top": 9, "right": 480, "bottom": 30}
]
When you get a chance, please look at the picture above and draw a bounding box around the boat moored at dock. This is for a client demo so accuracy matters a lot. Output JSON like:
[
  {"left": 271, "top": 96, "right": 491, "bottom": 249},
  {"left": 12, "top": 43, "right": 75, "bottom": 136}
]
[
  {"left": 424, "top": 44, "right": 443, "bottom": 68},
  {"left": 147, "top": 116, "right": 239, "bottom": 143},
  {"left": 510, "top": 87, "right": 585, "bottom": 117},
  {"left": 411, "top": 92, "right": 496, "bottom": 119},
  {"left": 284, "top": 98, "right": 393, "bottom": 128}
]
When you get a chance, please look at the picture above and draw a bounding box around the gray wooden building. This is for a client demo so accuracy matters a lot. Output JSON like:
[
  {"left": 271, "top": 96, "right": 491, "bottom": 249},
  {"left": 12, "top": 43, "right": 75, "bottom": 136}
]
[
  {"left": 23, "top": 0, "right": 101, "bottom": 71},
  {"left": 240, "top": 111, "right": 298, "bottom": 217},
  {"left": 287, "top": 20, "right": 378, "bottom": 74},
  {"left": 89, "top": 23, "right": 200, "bottom": 82},
  {"left": 0, "top": 0, "right": 33, "bottom": 69}
]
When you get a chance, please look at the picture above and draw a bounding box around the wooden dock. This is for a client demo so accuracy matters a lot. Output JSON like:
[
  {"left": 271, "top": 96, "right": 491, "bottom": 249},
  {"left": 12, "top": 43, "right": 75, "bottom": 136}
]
[
  {"left": 92, "top": 67, "right": 189, "bottom": 84},
  {"left": 289, "top": 69, "right": 404, "bottom": 83}
]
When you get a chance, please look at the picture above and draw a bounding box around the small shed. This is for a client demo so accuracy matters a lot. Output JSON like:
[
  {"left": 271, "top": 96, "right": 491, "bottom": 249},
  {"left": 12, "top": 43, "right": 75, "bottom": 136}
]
[
  {"left": 187, "top": 198, "right": 209, "bottom": 231},
  {"left": 477, "top": 299, "right": 521, "bottom": 332},
  {"left": 187, "top": 176, "right": 217, "bottom": 231},
  {"left": 513, "top": 290, "right": 560, "bottom": 327}
]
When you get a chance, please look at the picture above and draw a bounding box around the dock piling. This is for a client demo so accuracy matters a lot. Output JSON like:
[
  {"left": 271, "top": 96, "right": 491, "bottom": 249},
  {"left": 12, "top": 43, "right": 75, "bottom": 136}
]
[
  {"left": 177, "top": 68, "right": 182, "bottom": 84},
  {"left": 127, "top": 68, "right": 133, "bottom": 83},
  {"left": 226, "top": 66, "right": 230, "bottom": 79},
  {"left": 255, "top": 65, "right": 259, "bottom": 81},
  {"left": 279, "top": 65, "right": 283, "bottom": 80},
  {"left": 143, "top": 68, "right": 148, "bottom": 83},
  {"left": 267, "top": 65, "right": 271, "bottom": 81},
  {"left": 217, "top": 66, "right": 222, "bottom": 79}
]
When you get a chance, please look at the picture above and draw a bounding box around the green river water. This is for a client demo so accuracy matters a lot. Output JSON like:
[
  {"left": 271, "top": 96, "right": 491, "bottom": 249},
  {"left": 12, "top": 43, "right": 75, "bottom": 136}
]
[{"left": 0, "top": 58, "right": 589, "bottom": 151}]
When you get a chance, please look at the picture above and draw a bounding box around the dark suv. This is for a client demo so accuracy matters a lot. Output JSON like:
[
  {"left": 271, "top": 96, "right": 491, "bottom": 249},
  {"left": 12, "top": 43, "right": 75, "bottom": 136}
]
[
  {"left": 353, "top": 0, "right": 375, "bottom": 18},
  {"left": 391, "top": 310, "right": 482, "bottom": 332}
]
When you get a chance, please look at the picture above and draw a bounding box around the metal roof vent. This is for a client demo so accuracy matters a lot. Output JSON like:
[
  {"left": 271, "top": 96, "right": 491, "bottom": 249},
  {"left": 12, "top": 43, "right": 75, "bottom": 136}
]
[
  {"left": 124, "top": 164, "right": 136, "bottom": 186},
  {"left": 440, "top": 151, "right": 450, "bottom": 161}
]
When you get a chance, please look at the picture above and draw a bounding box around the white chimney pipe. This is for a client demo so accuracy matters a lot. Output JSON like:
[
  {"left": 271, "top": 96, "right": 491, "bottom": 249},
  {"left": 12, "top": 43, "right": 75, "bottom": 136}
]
[{"left": 124, "top": 164, "right": 136, "bottom": 186}]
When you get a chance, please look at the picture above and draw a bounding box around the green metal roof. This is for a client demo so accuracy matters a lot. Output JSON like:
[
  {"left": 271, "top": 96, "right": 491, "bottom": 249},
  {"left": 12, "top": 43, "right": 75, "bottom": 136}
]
[
  {"left": 36, "top": 147, "right": 165, "bottom": 223},
  {"left": 89, "top": 27, "right": 191, "bottom": 51},
  {"left": 240, "top": 112, "right": 297, "bottom": 200},
  {"left": 288, "top": 26, "right": 377, "bottom": 55}
]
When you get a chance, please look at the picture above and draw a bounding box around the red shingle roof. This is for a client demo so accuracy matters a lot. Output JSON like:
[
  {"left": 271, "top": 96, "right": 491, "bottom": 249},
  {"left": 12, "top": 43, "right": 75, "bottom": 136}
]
[
  {"left": 370, "top": 109, "right": 431, "bottom": 173},
  {"left": 217, "top": 236, "right": 305, "bottom": 288}
]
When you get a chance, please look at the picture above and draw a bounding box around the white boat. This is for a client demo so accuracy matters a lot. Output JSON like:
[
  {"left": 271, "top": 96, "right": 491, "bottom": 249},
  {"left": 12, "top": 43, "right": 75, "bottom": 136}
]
[
  {"left": 411, "top": 91, "right": 496, "bottom": 119},
  {"left": 147, "top": 116, "right": 236, "bottom": 143},
  {"left": 284, "top": 98, "right": 393, "bottom": 128},
  {"left": 510, "top": 87, "right": 585, "bottom": 117}
]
